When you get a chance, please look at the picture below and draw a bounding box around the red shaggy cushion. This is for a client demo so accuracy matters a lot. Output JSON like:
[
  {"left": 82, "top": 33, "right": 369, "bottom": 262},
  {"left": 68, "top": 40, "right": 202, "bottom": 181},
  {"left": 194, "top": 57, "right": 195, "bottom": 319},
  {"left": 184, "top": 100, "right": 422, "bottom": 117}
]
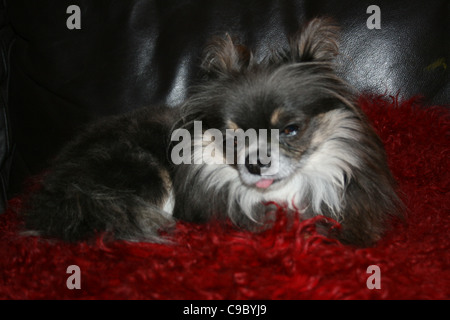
[{"left": 0, "top": 95, "right": 448, "bottom": 299}]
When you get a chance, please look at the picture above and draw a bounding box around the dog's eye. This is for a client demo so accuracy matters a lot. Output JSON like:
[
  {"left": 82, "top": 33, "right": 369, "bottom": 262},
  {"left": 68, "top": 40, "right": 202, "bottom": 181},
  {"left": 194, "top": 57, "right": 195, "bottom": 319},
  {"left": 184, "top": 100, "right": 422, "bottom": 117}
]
[{"left": 282, "top": 124, "right": 299, "bottom": 137}]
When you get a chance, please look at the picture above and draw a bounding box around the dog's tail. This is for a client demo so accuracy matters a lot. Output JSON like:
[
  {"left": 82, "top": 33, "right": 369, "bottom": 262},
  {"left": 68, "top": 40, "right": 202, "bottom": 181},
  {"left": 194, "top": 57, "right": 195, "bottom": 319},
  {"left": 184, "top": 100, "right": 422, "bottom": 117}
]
[
  {"left": 21, "top": 168, "right": 174, "bottom": 242},
  {"left": 22, "top": 167, "right": 175, "bottom": 242},
  {"left": 23, "top": 173, "right": 174, "bottom": 243}
]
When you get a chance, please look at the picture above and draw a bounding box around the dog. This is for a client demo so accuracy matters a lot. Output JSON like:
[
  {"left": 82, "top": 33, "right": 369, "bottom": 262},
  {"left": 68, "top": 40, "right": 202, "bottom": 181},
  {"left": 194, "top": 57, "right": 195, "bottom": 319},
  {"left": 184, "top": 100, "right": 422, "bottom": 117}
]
[{"left": 22, "top": 18, "right": 403, "bottom": 247}]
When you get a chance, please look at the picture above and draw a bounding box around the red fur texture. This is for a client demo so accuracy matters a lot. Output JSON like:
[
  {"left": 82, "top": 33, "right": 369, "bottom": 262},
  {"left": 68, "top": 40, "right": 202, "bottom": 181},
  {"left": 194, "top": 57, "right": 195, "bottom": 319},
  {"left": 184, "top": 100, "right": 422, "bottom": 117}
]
[{"left": 0, "top": 95, "right": 448, "bottom": 299}]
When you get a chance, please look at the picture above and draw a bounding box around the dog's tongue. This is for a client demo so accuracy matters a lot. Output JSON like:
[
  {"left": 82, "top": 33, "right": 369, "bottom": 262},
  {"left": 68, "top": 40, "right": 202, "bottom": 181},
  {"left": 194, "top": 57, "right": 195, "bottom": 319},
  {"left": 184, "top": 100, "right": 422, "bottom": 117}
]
[{"left": 255, "top": 179, "right": 274, "bottom": 189}]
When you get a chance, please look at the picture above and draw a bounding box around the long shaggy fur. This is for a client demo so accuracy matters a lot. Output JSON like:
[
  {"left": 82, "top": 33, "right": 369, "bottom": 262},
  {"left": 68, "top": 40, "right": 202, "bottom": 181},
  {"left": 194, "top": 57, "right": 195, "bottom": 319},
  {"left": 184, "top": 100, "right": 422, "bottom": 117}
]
[
  {"left": 22, "top": 18, "right": 402, "bottom": 246},
  {"left": 23, "top": 106, "right": 177, "bottom": 242}
]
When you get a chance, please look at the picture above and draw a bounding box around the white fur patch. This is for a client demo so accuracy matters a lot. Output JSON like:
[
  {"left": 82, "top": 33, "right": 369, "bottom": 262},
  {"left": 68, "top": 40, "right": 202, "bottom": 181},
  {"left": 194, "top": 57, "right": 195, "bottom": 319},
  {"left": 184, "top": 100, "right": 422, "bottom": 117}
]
[{"left": 162, "top": 189, "right": 175, "bottom": 215}]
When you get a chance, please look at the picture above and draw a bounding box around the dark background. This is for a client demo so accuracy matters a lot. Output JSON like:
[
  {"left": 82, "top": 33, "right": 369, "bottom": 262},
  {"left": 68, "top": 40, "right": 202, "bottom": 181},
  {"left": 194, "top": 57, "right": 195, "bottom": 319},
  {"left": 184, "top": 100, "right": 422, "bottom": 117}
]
[{"left": 0, "top": 0, "right": 448, "bottom": 212}]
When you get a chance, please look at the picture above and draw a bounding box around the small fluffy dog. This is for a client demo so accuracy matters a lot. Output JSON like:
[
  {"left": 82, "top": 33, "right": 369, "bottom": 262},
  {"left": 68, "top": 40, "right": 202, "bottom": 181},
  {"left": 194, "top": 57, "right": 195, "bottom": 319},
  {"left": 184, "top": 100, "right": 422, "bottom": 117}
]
[{"left": 23, "top": 18, "right": 402, "bottom": 246}]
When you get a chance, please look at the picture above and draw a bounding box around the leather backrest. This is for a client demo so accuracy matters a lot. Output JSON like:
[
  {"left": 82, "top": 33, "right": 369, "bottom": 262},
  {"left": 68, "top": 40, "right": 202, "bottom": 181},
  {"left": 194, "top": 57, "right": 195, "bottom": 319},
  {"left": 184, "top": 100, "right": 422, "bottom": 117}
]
[{"left": 2, "top": 0, "right": 449, "bottom": 203}]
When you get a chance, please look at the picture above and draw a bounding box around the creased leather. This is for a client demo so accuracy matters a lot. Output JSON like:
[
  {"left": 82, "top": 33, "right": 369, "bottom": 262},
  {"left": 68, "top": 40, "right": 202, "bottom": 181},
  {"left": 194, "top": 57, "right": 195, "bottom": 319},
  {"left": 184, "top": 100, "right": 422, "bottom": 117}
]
[{"left": 2, "top": 0, "right": 449, "bottom": 200}]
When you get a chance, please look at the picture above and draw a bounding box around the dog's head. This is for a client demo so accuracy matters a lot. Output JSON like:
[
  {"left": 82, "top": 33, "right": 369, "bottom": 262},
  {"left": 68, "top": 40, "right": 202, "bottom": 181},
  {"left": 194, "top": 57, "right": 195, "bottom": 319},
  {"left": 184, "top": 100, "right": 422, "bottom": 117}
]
[
  {"left": 173, "top": 18, "right": 402, "bottom": 246},
  {"left": 178, "top": 18, "right": 365, "bottom": 194}
]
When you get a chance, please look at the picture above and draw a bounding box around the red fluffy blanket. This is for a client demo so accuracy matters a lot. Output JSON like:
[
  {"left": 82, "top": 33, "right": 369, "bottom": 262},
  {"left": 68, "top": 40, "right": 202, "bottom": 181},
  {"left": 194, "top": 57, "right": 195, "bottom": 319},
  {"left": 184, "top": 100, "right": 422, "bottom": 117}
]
[{"left": 0, "top": 95, "right": 448, "bottom": 300}]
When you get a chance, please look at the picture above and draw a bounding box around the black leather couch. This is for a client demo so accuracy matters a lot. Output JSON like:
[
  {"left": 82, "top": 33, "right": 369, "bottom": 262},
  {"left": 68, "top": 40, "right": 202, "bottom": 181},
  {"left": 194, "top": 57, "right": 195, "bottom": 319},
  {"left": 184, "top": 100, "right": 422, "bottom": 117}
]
[{"left": 0, "top": 0, "right": 448, "bottom": 213}]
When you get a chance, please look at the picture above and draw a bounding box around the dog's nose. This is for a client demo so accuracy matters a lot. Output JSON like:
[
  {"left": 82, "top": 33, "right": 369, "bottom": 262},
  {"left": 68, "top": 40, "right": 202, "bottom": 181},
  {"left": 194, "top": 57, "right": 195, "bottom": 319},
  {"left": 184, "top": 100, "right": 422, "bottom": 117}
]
[{"left": 245, "top": 156, "right": 271, "bottom": 175}]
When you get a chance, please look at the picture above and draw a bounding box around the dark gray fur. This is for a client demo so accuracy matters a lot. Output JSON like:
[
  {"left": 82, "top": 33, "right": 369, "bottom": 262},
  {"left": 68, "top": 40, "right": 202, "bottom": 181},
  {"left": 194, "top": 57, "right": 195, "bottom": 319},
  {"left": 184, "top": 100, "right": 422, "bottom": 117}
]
[{"left": 23, "top": 106, "right": 177, "bottom": 242}]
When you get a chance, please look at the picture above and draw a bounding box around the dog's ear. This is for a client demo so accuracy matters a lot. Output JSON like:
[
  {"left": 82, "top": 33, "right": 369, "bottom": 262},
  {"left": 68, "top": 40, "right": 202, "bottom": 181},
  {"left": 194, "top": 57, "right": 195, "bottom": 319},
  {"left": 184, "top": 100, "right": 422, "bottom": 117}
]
[
  {"left": 290, "top": 17, "right": 340, "bottom": 63},
  {"left": 201, "top": 34, "right": 253, "bottom": 76}
]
